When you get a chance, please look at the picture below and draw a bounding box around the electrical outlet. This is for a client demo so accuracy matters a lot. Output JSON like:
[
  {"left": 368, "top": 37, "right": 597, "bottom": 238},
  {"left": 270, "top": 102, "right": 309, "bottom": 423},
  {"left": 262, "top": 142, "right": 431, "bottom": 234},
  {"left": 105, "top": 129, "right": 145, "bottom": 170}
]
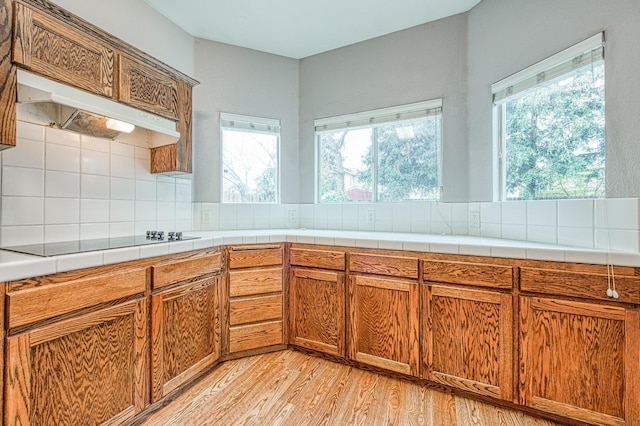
[
  {"left": 201, "top": 210, "right": 212, "bottom": 224},
  {"left": 288, "top": 210, "right": 298, "bottom": 224},
  {"left": 367, "top": 209, "right": 375, "bottom": 223},
  {"left": 470, "top": 211, "right": 481, "bottom": 228}
]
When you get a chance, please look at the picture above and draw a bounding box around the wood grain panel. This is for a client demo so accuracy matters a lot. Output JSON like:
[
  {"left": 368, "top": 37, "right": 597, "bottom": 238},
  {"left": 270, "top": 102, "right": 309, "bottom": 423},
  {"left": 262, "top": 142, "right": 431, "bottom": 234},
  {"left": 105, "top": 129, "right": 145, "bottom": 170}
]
[
  {"left": 289, "top": 248, "right": 346, "bottom": 270},
  {"left": 0, "top": 0, "right": 16, "bottom": 149},
  {"left": 424, "top": 259, "right": 513, "bottom": 289},
  {"left": 229, "top": 267, "right": 282, "bottom": 297},
  {"left": 5, "top": 298, "right": 146, "bottom": 425},
  {"left": 520, "top": 296, "right": 630, "bottom": 425},
  {"left": 151, "top": 251, "right": 222, "bottom": 289},
  {"left": 13, "top": 2, "right": 114, "bottom": 96},
  {"left": 348, "top": 275, "right": 419, "bottom": 375},
  {"left": 229, "top": 320, "right": 283, "bottom": 353},
  {"left": 7, "top": 267, "right": 146, "bottom": 328},
  {"left": 151, "top": 277, "right": 219, "bottom": 402},
  {"left": 289, "top": 268, "right": 345, "bottom": 356},
  {"left": 119, "top": 54, "right": 178, "bottom": 119},
  {"left": 150, "top": 74, "right": 193, "bottom": 174},
  {"left": 228, "top": 246, "right": 283, "bottom": 269},
  {"left": 520, "top": 267, "right": 640, "bottom": 304},
  {"left": 425, "top": 285, "right": 513, "bottom": 401},
  {"left": 229, "top": 294, "right": 282, "bottom": 326},
  {"left": 350, "top": 252, "right": 419, "bottom": 279}
]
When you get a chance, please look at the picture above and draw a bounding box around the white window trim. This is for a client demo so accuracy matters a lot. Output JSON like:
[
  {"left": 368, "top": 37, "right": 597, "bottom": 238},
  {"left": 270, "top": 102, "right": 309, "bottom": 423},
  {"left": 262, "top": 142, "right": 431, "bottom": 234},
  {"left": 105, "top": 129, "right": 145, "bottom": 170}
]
[
  {"left": 220, "top": 112, "right": 281, "bottom": 203},
  {"left": 492, "top": 33, "right": 605, "bottom": 201},
  {"left": 314, "top": 99, "right": 443, "bottom": 203},
  {"left": 492, "top": 32, "right": 604, "bottom": 103}
]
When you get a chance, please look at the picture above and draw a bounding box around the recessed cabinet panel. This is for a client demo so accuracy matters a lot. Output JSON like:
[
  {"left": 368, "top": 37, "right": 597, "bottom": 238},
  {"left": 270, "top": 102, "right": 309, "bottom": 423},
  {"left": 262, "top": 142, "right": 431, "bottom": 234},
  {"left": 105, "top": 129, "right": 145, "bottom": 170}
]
[
  {"left": 119, "top": 55, "right": 178, "bottom": 120},
  {"left": 290, "top": 268, "right": 345, "bottom": 356},
  {"left": 13, "top": 2, "right": 115, "bottom": 97},
  {"left": 348, "top": 275, "right": 419, "bottom": 375},
  {"left": 5, "top": 299, "right": 146, "bottom": 425},
  {"left": 425, "top": 285, "right": 513, "bottom": 401},
  {"left": 151, "top": 277, "right": 220, "bottom": 402},
  {"left": 520, "top": 296, "right": 639, "bottom": 425}
]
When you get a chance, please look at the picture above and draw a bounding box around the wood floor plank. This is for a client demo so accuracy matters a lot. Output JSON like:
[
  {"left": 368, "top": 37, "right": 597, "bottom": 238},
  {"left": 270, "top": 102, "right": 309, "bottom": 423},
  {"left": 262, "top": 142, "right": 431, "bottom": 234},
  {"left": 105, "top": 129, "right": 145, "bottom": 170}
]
[{"left": 141, "top": 350, "right": 563, "bottom": 426}]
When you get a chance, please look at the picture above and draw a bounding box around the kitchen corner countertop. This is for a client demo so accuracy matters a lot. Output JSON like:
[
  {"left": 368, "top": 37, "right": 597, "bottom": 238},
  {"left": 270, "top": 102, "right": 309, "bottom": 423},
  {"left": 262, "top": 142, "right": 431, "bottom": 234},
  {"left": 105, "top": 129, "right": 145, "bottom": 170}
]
[{"left": 1, "top": 229, "right": 638, "bottom": 282}]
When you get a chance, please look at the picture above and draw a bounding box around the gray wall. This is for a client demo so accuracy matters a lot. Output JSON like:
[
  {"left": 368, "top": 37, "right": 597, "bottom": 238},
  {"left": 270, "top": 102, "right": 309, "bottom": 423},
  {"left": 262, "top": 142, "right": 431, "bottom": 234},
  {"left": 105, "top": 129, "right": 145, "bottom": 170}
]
[
  {"left": 467, "top": 0, "right": 640, "bottom": 201},
  {"left": 192, "top": 39, "right": 300, "bottom": 203},
  {"left": 52, "top": 0, "right": 194, "bottom": 76},
  {"left": 298, "top": 14, "right": 469, "bottom": 203}
]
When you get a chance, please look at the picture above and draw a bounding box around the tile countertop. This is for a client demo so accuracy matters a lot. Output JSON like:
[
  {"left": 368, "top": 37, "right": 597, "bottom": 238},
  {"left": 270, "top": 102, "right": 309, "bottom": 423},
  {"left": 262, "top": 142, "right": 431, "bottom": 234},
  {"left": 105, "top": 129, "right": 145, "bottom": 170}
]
[{"left": 1, "top": 229, "right": 639, "bottom": 283}]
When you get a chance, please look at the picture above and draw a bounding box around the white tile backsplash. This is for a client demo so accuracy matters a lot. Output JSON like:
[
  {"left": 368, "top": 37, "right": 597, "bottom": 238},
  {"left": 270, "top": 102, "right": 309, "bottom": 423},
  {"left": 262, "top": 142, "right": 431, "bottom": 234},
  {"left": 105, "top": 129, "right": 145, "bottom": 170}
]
[
  {"left": 45, "top": 198, "right": 80, "bottom": 224},
  {"left": 2, "top": 167, "right": 44, "bottom": 197},
  {"left": 2, "top": 197, "right": 44, "bottom": 226},
  {"left": 46, "top": 144, "right": 80, "bottom": 172},
  {"left": 46, "top": 171, "right": 80, "bottom": 198},
  {"left": 110, "top": 154, "right": 135, "bottom": 179},
  {"left": 46, "top": 127, "right": 80, "bottom": 147},
  {"left": 80, "top": 199, "right": 110, "bottom": 223},
  {"left": 111, "top": 177, "right": 135, "bottom": 200},
  {"left": 3, "top": 137, "right": 44, "bottom": 169},
  {"left": 595, "top": 198, "right": 639, "bottom": 230},
  {"left": 81, "top": 175, "right": 110, "bottom": 199},
  {"left": 81, "top": 149, "right": 110, "bottom": 176},
  {"left": 558, "top": 199, "right": 594, "bottom": 228},
  {"left": 17, "top": 121, "right": 45, "bottom": 142},
  {"left": 527, "top": 200, "right": 556, "bottom": 226}
]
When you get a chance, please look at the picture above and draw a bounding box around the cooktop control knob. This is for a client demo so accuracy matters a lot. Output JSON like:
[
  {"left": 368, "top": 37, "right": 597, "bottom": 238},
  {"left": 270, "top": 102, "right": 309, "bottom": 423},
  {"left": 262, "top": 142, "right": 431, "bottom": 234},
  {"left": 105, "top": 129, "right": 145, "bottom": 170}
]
[
  {"left": 176, "top": 232, "right": 183, "bottom": 241},
  {"left": 158, "top": 231, "right": 165, "bottom": 240}
]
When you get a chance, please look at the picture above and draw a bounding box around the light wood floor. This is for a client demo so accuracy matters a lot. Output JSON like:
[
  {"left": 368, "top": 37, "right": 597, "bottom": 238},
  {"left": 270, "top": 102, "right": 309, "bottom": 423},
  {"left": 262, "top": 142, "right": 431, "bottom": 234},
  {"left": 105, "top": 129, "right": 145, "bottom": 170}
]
[{"left": 141, "top": 350, "right": 561, "bottom": 426}]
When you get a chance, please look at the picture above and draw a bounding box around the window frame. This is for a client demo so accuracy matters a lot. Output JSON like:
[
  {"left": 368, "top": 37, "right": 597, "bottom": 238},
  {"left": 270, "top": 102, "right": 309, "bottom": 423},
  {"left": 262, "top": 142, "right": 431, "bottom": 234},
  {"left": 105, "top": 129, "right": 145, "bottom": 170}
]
[
  {"left": 492, "top": 33, "right": 605, "bottom": 201},
  {"left": 220, "top": 112, "right": 281, "bottom": 204},
  {"left": 314, "top": 99, "right": 443, "bottom": 204}
]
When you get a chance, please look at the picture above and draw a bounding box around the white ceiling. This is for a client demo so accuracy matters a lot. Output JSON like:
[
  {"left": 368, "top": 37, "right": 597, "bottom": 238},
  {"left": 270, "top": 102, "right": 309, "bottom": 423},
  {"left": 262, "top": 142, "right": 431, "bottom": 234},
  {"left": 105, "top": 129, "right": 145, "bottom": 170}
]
[{"left": 144, "top": 0, "right": 482, "bottom": 59}]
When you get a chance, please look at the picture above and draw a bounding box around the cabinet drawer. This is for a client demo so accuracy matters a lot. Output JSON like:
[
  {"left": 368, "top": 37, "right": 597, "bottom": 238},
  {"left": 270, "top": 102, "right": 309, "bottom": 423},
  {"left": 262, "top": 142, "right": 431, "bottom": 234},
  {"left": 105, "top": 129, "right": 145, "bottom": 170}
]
[
  {"left": 13, "top": 2, "right": 115, "bottom": 97},
  {"left": 350, "top": 253, "right": 419, "bottom": 279},
  {"left": 229, "top": 294, "right": 282, "bottom": 326},
  {"left": 520, "top": 267, "right": 640, "bottom": 304},
  {"left": 290, "top": 248, "right": 345, "bottom": 270},
  {"left": 118, "top": 55, "right": 178, "bottom": 120},
  {"left": 7, "top": 267, "right": 146, "bottom": 329},
  {"left": 229, "top": 320, "right": 283, "bottom": 353},
  {"left": 424, "top": 259, "right": 513, "bottom": 289},
  {"left": 229, "top": 267, "right": 282, "bottom": 297},
  {"left": 151, "top": 252, "right": 222, "bottom": 289},
  {"left": 228, "top": 245, "right": 283, "bottom": 269}
]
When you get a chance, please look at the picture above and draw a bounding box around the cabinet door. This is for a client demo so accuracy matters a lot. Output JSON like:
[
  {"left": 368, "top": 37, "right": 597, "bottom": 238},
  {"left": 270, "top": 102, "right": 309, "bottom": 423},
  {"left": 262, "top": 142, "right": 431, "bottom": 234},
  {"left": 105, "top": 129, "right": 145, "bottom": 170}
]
[
  {"left": 520, "top": 296, "right": 640, "bottom": 426},
  {"left": 425, "top": 285, "right": 513, "bottom": 401},
  {"left": 13, "top": 2, "right": 115, "bottom": 97},
  {"left": 348, "top": 275, "right": 419, "bottom": 375},
  {"left": 290, "top": 268, "right": 345, "bottom": 356},
  {"left": 150, "top": 276, "right": 220, "bottom": 402},
  {"left": 5, "top": 299, "right": 146, "bottom": 425},
  {"left": 118, "top": 55, "right": 178, "bottom": 120}
]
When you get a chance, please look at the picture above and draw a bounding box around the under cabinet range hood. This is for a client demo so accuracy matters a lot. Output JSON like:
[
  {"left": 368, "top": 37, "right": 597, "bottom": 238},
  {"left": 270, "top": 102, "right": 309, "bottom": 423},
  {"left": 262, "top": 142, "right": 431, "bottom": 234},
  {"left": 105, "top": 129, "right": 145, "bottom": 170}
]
[{"left": 16, "top": 69, "right": 180, "bottom": 147}]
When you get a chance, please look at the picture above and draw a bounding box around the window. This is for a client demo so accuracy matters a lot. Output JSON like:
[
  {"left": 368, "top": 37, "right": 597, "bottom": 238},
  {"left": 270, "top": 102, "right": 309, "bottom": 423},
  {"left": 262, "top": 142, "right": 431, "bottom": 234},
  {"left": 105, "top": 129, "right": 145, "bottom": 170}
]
[
  {"left": 493, "top": 33, "right": 605, "bottom": 201},
  {"left": 221, "top": 113, "right": 280, "bottom": 203},
  {"left": 315, "top": 100, "right": 442, "bottom": 203}
]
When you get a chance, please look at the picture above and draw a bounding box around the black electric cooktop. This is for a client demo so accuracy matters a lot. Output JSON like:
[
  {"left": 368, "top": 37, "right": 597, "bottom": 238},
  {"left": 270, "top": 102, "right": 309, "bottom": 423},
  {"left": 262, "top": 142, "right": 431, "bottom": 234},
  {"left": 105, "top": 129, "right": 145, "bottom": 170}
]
[{"left": 1, "top": 234, "right": 199, "bottom": 257}]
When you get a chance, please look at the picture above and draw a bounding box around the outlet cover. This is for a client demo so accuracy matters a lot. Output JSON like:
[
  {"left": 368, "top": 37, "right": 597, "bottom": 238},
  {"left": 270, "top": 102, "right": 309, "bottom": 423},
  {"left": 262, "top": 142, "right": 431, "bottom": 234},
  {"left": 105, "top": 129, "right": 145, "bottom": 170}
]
[
  {"left": 201, "top": 210, "right": 212, "bottom": 224},
  {"left": 470, "top": 211, "right": 481, "bottom": 228},
  {"left": 367, "top": 209, "right": 375, "bottom": 223},
  {"left": 288, "top": 210, "right": 298, "bottom": 223}
]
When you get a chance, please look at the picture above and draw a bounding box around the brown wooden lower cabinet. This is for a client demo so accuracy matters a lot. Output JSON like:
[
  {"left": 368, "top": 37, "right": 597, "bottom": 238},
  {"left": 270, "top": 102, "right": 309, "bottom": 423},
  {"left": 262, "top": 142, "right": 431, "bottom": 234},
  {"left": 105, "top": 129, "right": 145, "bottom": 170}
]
[
  {"left": 4, "top": 298, "right": 147, "bottom": 425},
  {"left": 348, "top": 274, "right": 419, "bottom": 375},
  {"left": 520, "top": 296, "right": 640, "bottom": 426},
  {"left": 424, "top": 284, "right": 513, "bottom": 401},
  {"left": 150, "top": 276, "right": 221, "bottom": 402},
  {"left": 289, "top": 268, "right": 346, "bottom": 356}
]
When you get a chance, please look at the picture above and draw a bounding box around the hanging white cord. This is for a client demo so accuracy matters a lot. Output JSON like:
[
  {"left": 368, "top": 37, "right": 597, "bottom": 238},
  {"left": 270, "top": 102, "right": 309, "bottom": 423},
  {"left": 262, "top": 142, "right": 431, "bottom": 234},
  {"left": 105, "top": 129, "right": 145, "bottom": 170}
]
[{"left": 603, "top": 201, "right": 619, "bottom": 299}]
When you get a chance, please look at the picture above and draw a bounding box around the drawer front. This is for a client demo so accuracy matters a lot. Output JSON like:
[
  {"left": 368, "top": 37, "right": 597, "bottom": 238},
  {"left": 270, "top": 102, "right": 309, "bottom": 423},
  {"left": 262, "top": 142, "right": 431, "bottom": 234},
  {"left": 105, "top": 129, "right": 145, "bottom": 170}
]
[
  {"left": 290, "top": 248, "right": 345, "bottom": 270},
  {"left": 151, "top": 252, "right": 222, "bottom": 290},
  {"left": 229, "top": 294, "right": 283, "bottom": 326},
  {"left": 7, "top": 267, "right": 146, "bottom": 329},
  {"left": 13, "top": 2, "right": 115, "bottom": 97},
  {"left": 520, "top": 267, "right": 640, "bottom": 304},
  {"left": 350, "top": 253, "right": 419, "bottom": 279},
  {"left": 229, "top": 267, "right": 282, "bottom": 298},
  {"left": 118, "top": 55, "right": 178, "bottom": 120},
  {"left": 424, "top": 260, "right": 513, "bottom": 289},
  {"left": 229, "top": 320, "right": 283, "bottom": 353},
  {"left": 228, "top": 245, "right": 283, "bottom": 269}
]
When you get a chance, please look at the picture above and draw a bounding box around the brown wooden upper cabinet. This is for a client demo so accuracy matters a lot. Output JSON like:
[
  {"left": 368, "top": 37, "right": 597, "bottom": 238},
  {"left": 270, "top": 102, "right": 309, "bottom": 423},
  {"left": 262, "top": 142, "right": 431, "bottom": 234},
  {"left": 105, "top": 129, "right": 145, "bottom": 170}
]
[
  {"left": 12, "top": 1, "right": 115, "bottom": 97},
  {"left": 118, "top": 55, "right": 179, "bottom": 120}
]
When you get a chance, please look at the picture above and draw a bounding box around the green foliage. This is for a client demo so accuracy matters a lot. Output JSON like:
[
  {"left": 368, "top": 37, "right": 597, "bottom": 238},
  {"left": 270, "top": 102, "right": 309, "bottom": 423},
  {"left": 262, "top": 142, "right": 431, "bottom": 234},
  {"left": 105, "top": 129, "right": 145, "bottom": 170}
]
[
  {"left": 255, "top": 167, "right": 277, "bottom": 202},
  {"left": 505, "top": 64, "right": 605, "bottom": 200},
  {"left": 360, "top": 119, "right": 440, "bottom": 202}
]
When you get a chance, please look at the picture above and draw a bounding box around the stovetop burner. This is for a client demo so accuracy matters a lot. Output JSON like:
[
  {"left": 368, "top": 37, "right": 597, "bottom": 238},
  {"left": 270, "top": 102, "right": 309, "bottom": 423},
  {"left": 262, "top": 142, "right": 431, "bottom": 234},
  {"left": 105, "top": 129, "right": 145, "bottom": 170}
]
[{"left": 1, "top": 233, "right": 199, "bottom": 257}]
